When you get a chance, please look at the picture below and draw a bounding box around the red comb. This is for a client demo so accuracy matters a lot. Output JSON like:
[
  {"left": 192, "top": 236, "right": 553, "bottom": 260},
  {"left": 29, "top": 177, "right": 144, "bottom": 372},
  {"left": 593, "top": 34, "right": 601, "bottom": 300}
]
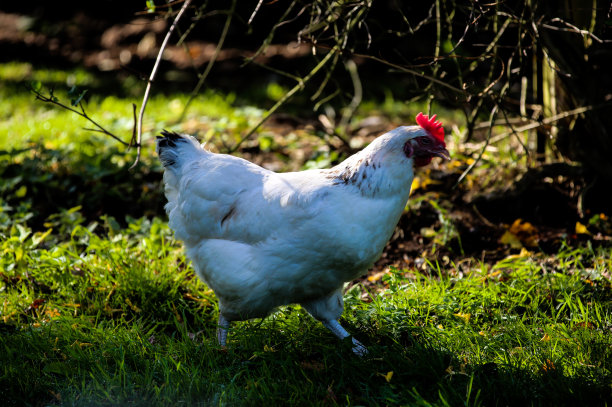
[{"left": 416, "top": 112, "right": 445, "bottom": 145}]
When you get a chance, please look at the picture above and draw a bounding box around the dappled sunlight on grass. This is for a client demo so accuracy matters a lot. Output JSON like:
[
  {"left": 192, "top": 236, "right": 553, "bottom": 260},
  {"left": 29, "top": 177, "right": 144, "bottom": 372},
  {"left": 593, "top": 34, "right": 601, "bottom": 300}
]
[
  {"left": 1, "top": 209, "right": 610, "bottom": 405},
  {"left": 0, "top": 63, "right": 265, "bottom": 160},
  {"left": 1, "top": 61, "right": 611, "bottom": 406}
]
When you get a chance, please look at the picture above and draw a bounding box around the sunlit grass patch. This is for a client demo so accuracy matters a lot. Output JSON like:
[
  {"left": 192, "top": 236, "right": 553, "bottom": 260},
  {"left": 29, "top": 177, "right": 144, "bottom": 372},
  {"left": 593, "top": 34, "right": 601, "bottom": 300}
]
[
  {"left": 1, "top": 61, "right": 611, "bottom": 406},
  {"left": 0, "top": 63, "right": 265, "bottom": 160},
  {"left": 1, "top": 206, "right": 610, "bottom": 405}
]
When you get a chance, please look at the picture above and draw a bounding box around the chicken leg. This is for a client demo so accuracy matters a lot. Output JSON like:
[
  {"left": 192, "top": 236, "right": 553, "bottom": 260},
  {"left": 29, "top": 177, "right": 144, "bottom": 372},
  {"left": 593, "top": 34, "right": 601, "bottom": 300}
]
[
  {"left": 322, "top": 319, "right": 368, "bottom": 356},
  {"left": 217, "top": 314, "right": 230, "bottom": 347}
]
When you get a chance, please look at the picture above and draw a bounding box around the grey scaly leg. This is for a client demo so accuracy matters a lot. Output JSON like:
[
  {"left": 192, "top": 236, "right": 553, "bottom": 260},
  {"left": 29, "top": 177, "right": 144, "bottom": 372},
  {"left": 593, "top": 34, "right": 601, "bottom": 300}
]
[
  {"left": 322, "top": 319, "right": 368, "bottom": 356},
  {"left": 217, "top": 314, "right": 230, "bottom": 346}
]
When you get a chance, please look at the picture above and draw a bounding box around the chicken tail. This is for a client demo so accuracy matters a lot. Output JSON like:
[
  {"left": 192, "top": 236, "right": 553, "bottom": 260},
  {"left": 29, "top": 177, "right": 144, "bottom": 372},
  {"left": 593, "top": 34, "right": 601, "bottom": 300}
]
[{"left": 156, "top": 130, "right": 204, "bottom": 171}]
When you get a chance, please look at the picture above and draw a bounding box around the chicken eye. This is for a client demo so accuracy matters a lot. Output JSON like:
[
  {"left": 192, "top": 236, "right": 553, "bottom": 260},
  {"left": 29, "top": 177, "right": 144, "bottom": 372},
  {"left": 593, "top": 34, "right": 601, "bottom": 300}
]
[{"left": 420, "top": 137, "right": 432, "bottom": 145}]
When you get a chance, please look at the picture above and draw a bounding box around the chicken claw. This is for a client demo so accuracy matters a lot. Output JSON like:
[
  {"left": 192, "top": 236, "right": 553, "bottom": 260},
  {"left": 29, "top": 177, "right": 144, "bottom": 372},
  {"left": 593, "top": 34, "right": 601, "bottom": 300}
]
[{"left": 322, "top": 319, "right": 368, "bottom": 357}]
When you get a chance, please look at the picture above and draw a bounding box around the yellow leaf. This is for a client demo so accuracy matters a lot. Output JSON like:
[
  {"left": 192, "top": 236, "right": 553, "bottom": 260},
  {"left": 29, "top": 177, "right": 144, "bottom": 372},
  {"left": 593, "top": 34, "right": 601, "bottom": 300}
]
[
  {"left": 183, "top": 292, "right": 209, "bottom": 305},
  {"left": 541, "top": 333, "right": 551, "bottom": 341},
  {"left": 384, "top": 371, "right": 394, "bottom": 382},
  {"left": 14, "top": 247, "right": 24, "bottom": 262},
  {"left": 453, "top": 312, "right": 471, "bottom": 323},
  {"left": 410, "top": 177, "right": 421, "bottom": 193},
  {"left": 32, "top": 228, "right": 53, "bottom": 246},
  {"left": 499, "top": 230, "right": 522, "bottom": 249},
  {"left": 575, "top": 222, "right": 590, "bottom": 235},
  {"left": 125, "top": 298, "right": 141, "bottom": 313},
  {"left": 420, "top": 227, "right": 437, "bottom": 239},
  {"left": 45, "top": 308, "right": 60, "bottom": 318},
  {"left": 542, "top": 359, "right": 555, "bottom": 372},
  {"left": 509, "top": 219, "right": 532, "bottom": 234},
  {"left": 15, "top": 185, "right": 27, "bottom": 198},
  {"left": 504, "top": 247, "right": 534, "bottom": 261},
  {"left": 63, "top": 303, "right": 81, "bottom": 308},
  {"left": 507, "top": 219, "right": 539, "bottom": 246},
  {"left": 72, "top": 341, "right": 93, "bottom": 348},
  {"left": 367, "top": 270, "right": 388, "bottom": 283}
]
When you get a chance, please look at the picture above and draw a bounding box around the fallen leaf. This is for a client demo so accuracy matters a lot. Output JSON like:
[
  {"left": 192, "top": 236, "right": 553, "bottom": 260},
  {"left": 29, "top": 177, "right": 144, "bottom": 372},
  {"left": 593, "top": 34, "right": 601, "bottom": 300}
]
[
  {"left": 45, "top": 308, "right": 60, "bottom": 318},
  {"left": 575, "top": 222, "right": 590, "bottom": 235},
  {"left": 26, "top": 298, "right": 46, "bottom": 315},
  {"left": 453, "top": 312, "right": 471, "bottom": 323},
  {"left": 501, "top": 219, "right": 539, "bottom": 247},
  {"left": 500, "top": 230, "right": 522, "bottom": 249},
  {"left": 367, "top": 270, "right": 388, "bottom": 283},
  {"left": 541, "top": 359, "right": 556, "bottom": 372},
  {"left": 377, "top": 371, "right": 394, "bottom": 382},
  {"left": 183, "top": 292, "right": 210, "bottom": 305},
  {"left": 503, "top": 247, "right": 534, "bottom": 261}
]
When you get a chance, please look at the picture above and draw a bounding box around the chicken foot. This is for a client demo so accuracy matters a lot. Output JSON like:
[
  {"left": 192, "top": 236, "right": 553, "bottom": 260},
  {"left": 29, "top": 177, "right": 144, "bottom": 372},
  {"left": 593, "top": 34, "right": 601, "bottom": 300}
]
[{"left": 322, "top": 319, "right": 368, "bottom": 357}]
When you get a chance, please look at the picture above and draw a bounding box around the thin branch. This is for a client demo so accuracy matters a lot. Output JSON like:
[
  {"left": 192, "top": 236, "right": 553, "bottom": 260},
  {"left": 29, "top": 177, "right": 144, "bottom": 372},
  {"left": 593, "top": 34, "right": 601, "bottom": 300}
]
[
  {"left": 131, "top": 0, "right": 192, "bottom": 170},
  {"left": 229, "top": 46, "right": 340, "bottom": 153},
  {"left": 467, "top": 103, "right": 611, "bottom": 152},
  {"left": 248, "top": 0, "right": 265, "bottom": 25},
  {"left": 541, "top": 18, "right": 610, "bottom": 43},
  {"left": 129, "top": 103, "right": 137, "bottom": 147},
  {"left": 456, "top": 104, "right": 500, "bottom": 186},
  {"left": 339, "top": 59, "right": 362, "bottom": 132},
  {"left": 498, "top": 104, "right": 530, "bottom": 159},
  {"left": 242, "top": 0, "right": 299, "bottom": 66},
  {"left": 178, "top": 0, "right": 235, "bottom": 123},
  {"left": 251, "top": 60, "right": 303, "bottom": 82},
  {"left": 351, "top": 52, "right": 466, "bottom": 96},
  {"left": 31, "top": 88, "right": 131, "bottom": 147},
  {"left": 310, "top": 50, "right": 340, "bottom": 101}
]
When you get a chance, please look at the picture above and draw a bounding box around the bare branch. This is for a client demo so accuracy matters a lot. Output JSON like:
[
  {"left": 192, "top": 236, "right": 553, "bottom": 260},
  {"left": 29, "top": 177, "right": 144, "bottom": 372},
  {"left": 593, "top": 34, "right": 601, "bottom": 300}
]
[
  {"left": 178, "top": 0, "right": 235, "bottom": 123},
  {"left": 467, "top": 103, "right": 612, "bottom": 153},
  {"left": 131, "top": 0, "right": 193, "bottom": 170},
  {"left": 30, "top": 87, "right": 131, "bottom": 147},
  {"left": 248, "top": 0, "right": 265, "bottom": 25},
  {"left": 456, "top": 104, "right": 500, "bottom": 186},
  {"left": 230, "top": 46, "right": 341, "bottom": 153},
  {"left": 541, "top": 18, "right": 610, "bottom": 43}
]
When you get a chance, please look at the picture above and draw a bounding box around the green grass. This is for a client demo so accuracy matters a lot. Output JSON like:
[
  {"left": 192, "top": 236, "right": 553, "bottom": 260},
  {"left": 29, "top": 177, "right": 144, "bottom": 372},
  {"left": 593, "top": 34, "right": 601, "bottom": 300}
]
[
  {"left": 1, "top": 213, "right": 610, "bottom": 406},
  {"left": 1, "top": 63, "right": 611, "bottom": 406}
]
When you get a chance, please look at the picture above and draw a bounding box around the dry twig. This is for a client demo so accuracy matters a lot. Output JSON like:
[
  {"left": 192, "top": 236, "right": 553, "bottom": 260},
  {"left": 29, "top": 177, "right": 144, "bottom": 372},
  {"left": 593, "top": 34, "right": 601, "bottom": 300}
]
[{"left": 132, "top": 0, "right": 193, "bottom": 169}]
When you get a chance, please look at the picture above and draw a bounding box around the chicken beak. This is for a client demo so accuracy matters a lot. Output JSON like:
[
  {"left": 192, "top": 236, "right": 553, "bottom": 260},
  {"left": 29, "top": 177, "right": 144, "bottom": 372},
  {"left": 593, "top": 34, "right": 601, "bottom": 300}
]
[{"left": 432, "top": 146, "right": 451, "bottom": 161}]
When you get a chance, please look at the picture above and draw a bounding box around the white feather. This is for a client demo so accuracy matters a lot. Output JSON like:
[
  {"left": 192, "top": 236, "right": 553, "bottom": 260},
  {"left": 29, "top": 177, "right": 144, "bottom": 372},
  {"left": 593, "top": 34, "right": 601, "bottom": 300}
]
[{"left": 158, "top": 126, "right": 428, "bottom": 322}]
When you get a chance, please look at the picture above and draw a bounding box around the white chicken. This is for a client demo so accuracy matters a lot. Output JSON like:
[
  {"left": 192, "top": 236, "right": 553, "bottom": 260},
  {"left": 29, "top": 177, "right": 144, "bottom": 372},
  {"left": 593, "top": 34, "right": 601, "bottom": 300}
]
[{"left": 156, "top": 113, "right": 449, "bottom": 355}]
